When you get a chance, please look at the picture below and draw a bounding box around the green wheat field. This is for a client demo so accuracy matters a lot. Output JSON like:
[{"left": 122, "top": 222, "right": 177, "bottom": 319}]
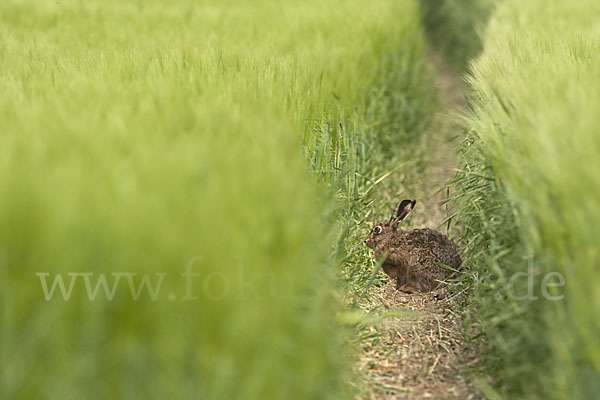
[{"left": 1, "top": 0, "right": 599, "bottom": 399}]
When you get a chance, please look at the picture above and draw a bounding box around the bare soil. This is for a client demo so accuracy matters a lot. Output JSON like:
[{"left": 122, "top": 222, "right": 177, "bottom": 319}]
[{"left": 357, "top": 285, "right": 482, "bottom": 399}]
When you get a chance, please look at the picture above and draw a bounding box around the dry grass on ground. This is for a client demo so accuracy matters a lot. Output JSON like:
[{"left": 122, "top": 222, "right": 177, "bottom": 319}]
[{"left": 355, "top": 53, "right": 483, "bottom": 399}]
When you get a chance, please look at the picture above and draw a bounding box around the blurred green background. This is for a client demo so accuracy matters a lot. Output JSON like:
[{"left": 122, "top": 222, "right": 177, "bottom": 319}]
[{"left": 3, "top": 0, "right": 599, "bottom": 399}]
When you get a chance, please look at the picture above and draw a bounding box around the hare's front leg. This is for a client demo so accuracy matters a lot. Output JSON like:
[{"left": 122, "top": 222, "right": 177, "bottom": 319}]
[
  {"left": 382, "top": 262, "right": 398, "bottom": 281},
  {"left": 397, "top": 265, "right": 423, "bottom": 293},
  {"left": 397, "top": 283, "right": 419, "bottom": 294},
  {"left": 395, "top": 263, "right": 410, "bottom": 290}
]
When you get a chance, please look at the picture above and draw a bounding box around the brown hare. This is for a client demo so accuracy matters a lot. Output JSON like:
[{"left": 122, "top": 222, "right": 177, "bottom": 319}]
[{"left": 364, "top": 199, "right": 462, "bottom": 293}]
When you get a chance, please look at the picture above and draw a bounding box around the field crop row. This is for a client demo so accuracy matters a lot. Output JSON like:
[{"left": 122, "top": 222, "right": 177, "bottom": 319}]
[{"left": 451, "top": 0, "right": 600, "bottom": 397}]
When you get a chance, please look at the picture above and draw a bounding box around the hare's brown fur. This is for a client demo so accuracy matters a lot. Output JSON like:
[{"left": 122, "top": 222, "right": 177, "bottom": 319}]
[{"left": 364, "top": 199, "right": 461, "bottom": 293}]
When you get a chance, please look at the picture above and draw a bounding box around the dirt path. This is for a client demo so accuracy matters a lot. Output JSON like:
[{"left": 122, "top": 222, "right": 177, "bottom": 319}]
[{"left": 357, "top": 54, "right": 482, "bottom": 399}]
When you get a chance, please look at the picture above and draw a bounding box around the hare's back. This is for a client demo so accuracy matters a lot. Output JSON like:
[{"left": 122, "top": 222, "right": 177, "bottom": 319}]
[{"left": 400, "top": 228, "right": 461, "bottom": 270}]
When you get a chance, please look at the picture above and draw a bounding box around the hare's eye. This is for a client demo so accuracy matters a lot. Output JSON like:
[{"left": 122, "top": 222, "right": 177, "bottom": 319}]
[{"left": 373, "top": 226, "right": 382, "bottom": 234}]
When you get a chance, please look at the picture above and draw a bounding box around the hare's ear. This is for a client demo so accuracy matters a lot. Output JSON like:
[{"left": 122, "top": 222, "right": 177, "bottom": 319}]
[{"left": 390, "top": 199, "right": 416, "bottom": 229}]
